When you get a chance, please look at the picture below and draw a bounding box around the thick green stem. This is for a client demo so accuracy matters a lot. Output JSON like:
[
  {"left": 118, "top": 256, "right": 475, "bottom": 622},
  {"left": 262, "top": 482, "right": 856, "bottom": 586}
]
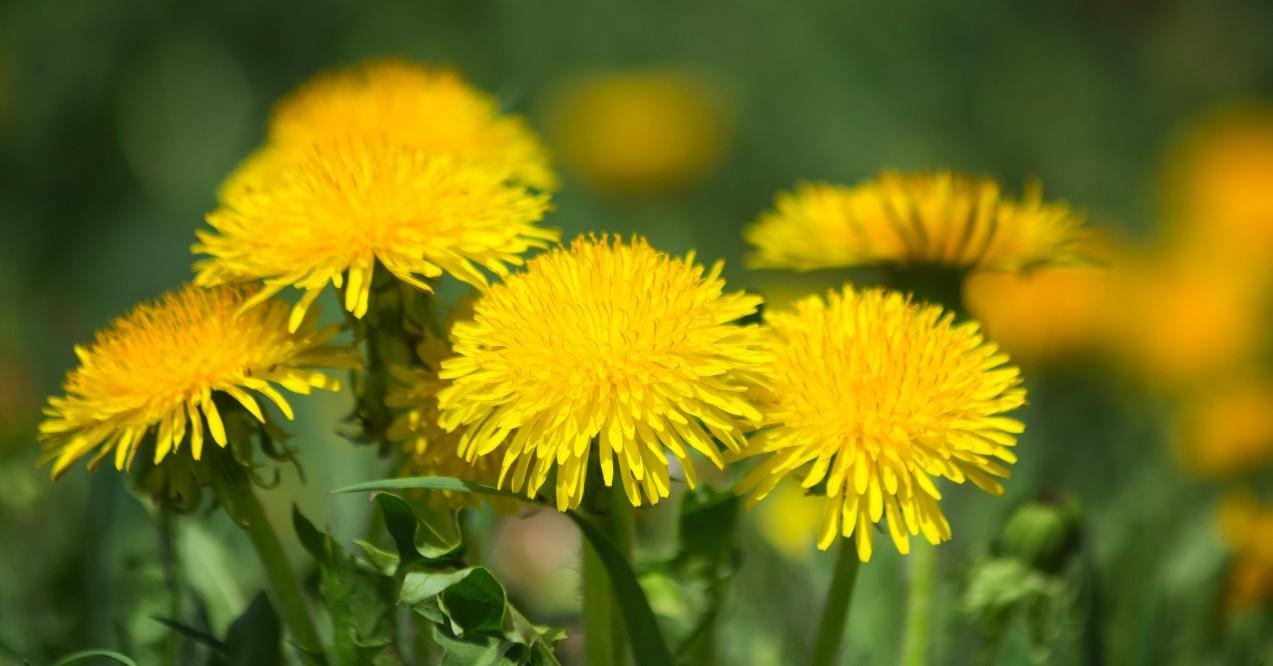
[
  {"left": 583, "top": 486, "right": 634, "bottom": 666},
  {"left": 810, "top": 540, "right": 862, "bottom": 666},
  {"left": 213, "top": 468, "right": 325, "bottom": 664},
  {"left": 900, "top": 543, "right": 937, "bottom": 666}
]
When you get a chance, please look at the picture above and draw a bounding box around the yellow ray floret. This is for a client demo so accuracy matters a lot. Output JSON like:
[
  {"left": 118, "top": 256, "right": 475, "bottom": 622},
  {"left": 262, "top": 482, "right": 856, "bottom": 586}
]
[
  {"left": 437, "top": 235, "right": 768, "bottom": 511},
  {"left": 193, "top": 138, "right": 555, "bottom": 329},
  {"left": 38, "top": 285, "right": 359, "bottom": 478},
  {"left": 738, "top": 286, "right": 1026, "bottom": 561},
  {"left": 270, "top": 57, "right": 556, "bottom": 191},
  {"left": 387, "top": 331, "right": 517, "bottom": 514},
  {"left": 745, "top": 170, "right": 1084, "bottom": 272}
]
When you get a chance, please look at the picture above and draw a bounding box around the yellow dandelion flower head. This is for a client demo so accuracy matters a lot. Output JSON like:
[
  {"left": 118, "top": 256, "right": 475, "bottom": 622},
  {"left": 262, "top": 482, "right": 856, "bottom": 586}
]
[
  {"left": 1176, "top": 381, "right": 1273, "bottom": 478},
  {"left": 745, "top": 170, "right": 1084, "bottom": 272},
  {"left": 38, "top": 284, "right": 359, "bottom": 478},
  {"left": 739, "top": 286, "right": 1026, "bottom": 561},
  {"left": 544, "top": 69, "right": 731, "bottom": 195},
  {"left": 271, "top": 57, "right": 556, "bottom": 190},
  {"left": 386, "top": 331, "right": 516, "bottom": 513},
  {"left": 194, "top": 137, "right": 556, "bottom": 329},
  {"left": 437, "top": 235, "right": 767, "bottom": 511}
]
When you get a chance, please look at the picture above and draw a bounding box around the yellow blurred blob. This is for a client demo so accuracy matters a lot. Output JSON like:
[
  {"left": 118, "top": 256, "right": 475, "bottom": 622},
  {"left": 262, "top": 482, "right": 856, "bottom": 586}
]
[
  {"left": 1164, "top": 106, "right": 1273, "bottom": 264},
  {"left": 1175, "top": 381, "right": 1273, "bottom": 478},
  {"left": 544, "top": 70, "right": 731, "bottom": 195},
  {"left": 1106, "top": 251, "right": 1265, "bottom": 390},
  {"left": 1218, "top": 494, "right": 1273, "bottom": 615},
  {"left": 755, "top": 479, "right": 823, "bottom": 561},
  {"left": 964, "top": 235, "right": 1119, "bottom": 364}
]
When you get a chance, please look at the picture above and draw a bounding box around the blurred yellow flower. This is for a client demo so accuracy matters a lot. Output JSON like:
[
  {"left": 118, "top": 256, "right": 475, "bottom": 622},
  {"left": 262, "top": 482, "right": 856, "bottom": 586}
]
[
  {"left": 964, "top": 233, "right": 1120, "bottom": 364},
  {"left": 544, "top": 70, "right": 731, "bottom": 195},
  {"left": 271, "top": 57, "right": 555, "bottom": 190},
  {"left": 1175, "top": 381, "right": 1273, "bottom": 478},
  {"left": 38, "top": 285, "right": 358, "bottom": 478},
  {"left": 745, "top": 171, "right": 1084, "bottom": 273},
  {"left": 194, "top": 138, "right": 555, "bottom": 329},
  {"left": 1218, "top": 493, "right": 1273, "bottom": 615},
  {"left": 1164, "top": 106, "right": 1273, "bottom": 260},
  {"left": 1106, "top": 253, "right": 1263, "bottom": 389},
  {"left": 437, "top": 236, "right": 767, "bottom": 511},
  {"left": 755, "top": 479, "right": 823, "bottom": 561},
  {"left": 739, "top": 286, "right": 1026, "bottom": 561},
  {"left": 386, "top": 331, "right": 516, "bottom": 513}
]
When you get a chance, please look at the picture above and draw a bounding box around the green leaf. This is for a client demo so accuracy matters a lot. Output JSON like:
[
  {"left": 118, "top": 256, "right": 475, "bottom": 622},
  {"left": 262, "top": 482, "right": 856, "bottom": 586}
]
[
  {"left": 567, "top": 512, "right": 674, "bottom": 666},
  {"left": 293, "top": 506, "right": 397, "bottom": 665},
  {"left": 337, "top": 476, "right": 652, "bottom": 664},
  {"left": 353, "top": 539, "right": 400, "bottom": 576},
  {"left": 374, "top": 493, "right": 463, "bottom": 566},
  {"left": 440, "top": 568, "right": 507, "bottom": 637},
  {"left": 222, "top": 592, "right": 282, "bottom": 666},
  {"left": 51, "top": 650, "right": 139, "bottom": 666},
  {"left": 333, "top": 476, "right": 526, "bottom": 500},
  {"left": 150, "top": 616, "right": 227, "bottom": 654},
  {"left": 676, "top": 485, "right": 740, "bottom": 570},
  {"left": 432, "top": 628, "right": 512, "bottom": 666}
]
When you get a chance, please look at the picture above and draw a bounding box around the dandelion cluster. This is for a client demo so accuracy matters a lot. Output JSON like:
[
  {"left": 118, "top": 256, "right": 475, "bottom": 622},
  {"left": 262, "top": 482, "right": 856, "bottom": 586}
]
[
  {"left": 739, "top": 286, "right": 1026, "bottom": 561},
  {"left": 38, "top": 285, "right": 357, "bottom": 478},
  {"left": 745, "top": 170, "right": 1084, "bottom": 272},
  {"left": 438, "top": 235, "right": 767, "bottom": 511}
]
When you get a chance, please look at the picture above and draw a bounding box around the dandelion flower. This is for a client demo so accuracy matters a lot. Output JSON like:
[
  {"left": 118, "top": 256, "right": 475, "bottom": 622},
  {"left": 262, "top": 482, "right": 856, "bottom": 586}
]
[
  {"left": 745, "top": 171, "right": 1084, "bottom": 272},
  {"left": 194, "top": 138, "right": 555, "bottom": 329},
  {"left": 38, "top": 285, "right": 358, "bottom": 478},
  {"left": 1218, "top": 493, "right": 1273, "bottom": 614},
  {"left": 544, "top": 69, "right": 730, "bottom": 195},
  {"left": 271, "top": 57, "right": 555, "bottom": 190},
  {"left": 437, "top": 235, "right": 767, "bottom": 511},
  {"left": 739, "top": 286, "right": 1026, "bottom": 561},
  {"left": 386, "top": 331, "right": 515, "bottom": 513},
  {"left": 1175, "top": 381, "right": 1273, "bottom": 478}
]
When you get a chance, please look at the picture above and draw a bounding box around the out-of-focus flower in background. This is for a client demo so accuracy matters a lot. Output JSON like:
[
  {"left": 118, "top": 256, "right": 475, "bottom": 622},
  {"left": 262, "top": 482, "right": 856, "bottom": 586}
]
[
  {"left": 754, "top": 479, "right": 823, "bottom": 562},
  {"left": 1174, "top": 380, "right": 1273, "bottom": 478},
  {"left": 1104, "top": 251, "right": 1266, "bottom": 390},
  {"left": 1218, "top": 493, "right": 1273, "bottom": 616},
  {"left": 964, "top": 233, "right": 1122, "bottom": 366},
  {"left": 543, "top": 69, "right": 732, "bottom": 196},
  {"left": 1162, "top": 105, "right": 1273, "bottom": 270}
]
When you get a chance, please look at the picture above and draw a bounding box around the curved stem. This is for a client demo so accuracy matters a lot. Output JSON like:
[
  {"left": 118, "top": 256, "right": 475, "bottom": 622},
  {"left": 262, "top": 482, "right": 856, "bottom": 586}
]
[
  {"left": 810, "top": 540, "right": 862, "bottom": 666},
  {"left": 212, "top": 466, "right": 326, "bottom": 664},
  {"left": 900, "top": 543, "right": 937, "bottom": 666},
  {"left": 583, "top": 485, "right": 634, "bottom": 666}
]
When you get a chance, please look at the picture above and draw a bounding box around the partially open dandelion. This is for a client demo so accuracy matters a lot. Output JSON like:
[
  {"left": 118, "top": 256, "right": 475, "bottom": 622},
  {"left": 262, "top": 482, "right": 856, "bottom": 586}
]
[
  {"left": 386, "top": 331, "right": 514, "bottom": 513},
  {"left": 270, "top": 57, "right": 556, "bottom": 191},
  {"left": 745, "top": 171, "right": 1084, "bottom": 272},
  {"left": 194, "top": 138, "right": 555, "bottom": 329},
  {"left": 739, "top": 286, "right": 1026, "bottom": 561},
  {"left": 437, "top": 235, "right": 767, "bottom": 511},
  {"left": 38, "top": 284, "right": 358, "bottom": 478}
]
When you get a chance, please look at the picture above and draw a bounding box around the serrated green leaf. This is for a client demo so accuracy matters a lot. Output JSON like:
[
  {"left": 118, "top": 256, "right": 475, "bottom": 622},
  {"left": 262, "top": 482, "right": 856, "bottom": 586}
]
[
  {"left": 440, "top": 568, "right": 507, "bottom": 637},
  {"left": 51, "top": 650, "right": 139, "bottom": 666},
  {"left": 432, "top": 628, "right": 512, "bottom": 666},
  {"left": 337, "top": 476, "right": 667, "bottom": 666},
  {"left": 353, "top": 539, "right": 400, "bottom": 576},
  {"left": 221, "top": 592, "right": 282, "bottom": 666},
  {"left": 374, "top": 493, "right": 463, "bottom": 566}
]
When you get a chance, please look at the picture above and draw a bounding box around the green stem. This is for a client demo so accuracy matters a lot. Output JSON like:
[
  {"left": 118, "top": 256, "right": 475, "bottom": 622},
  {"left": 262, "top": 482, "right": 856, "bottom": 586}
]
[
  {"left": 583, "top": 485, "right": 634, "bottom": 666},
  {"left": 900, "top": 543, "right": 937, "bottom": 666},
  {"left": 810, "top": 540, "right": 862, "bottom": 666},
  {"left": 158, "top": 506, "right": 183, "bottom": 664},
  {"left": 212, "top": 466, "right": 326, "bottom": 664}
]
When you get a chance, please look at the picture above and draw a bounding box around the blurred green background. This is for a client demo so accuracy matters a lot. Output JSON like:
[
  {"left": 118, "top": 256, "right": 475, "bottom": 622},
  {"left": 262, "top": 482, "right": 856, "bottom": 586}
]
[{"left": 3, "top": 1, "right": 1273, "bottom": 664}]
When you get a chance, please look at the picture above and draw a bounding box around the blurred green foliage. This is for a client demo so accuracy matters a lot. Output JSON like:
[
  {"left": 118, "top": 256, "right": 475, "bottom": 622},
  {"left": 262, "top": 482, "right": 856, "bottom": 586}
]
[{"left": 3, "top": 1, "right": 1272, "bottom": 664}]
